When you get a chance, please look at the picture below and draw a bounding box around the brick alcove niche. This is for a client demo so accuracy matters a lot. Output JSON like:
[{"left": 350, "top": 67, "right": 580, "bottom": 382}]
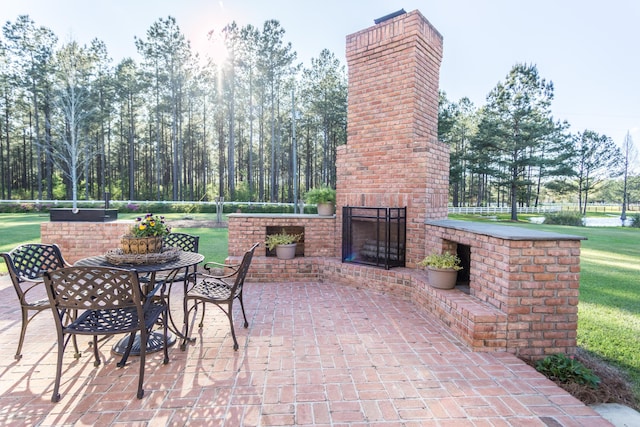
[{"left": 266, "top": 226, "right": 304, "bottom": 257}]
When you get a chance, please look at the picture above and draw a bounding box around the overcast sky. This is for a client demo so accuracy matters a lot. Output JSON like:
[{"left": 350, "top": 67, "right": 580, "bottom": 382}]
[{"left": 2, "top": 0, "right": 639, "bottom": 147}]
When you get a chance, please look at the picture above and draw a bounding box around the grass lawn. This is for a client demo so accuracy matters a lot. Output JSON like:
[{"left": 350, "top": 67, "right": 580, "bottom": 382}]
[{"left": 1, "top": 211, "right": 639, "bottom": 401}]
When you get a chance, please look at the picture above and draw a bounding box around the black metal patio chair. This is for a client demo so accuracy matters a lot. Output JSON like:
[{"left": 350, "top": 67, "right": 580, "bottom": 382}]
[
  {"left": 1, "top": 243, "right": 78, "bottom": 360},
  {"left": 43, "top": 266, "right": 169, "bottom": 402},
  {"left": 182, "top": 243, "right": 258, "bottom": 351}
]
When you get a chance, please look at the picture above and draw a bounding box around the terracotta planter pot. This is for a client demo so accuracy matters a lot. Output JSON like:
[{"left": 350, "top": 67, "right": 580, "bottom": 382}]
[
  {"left": 275, "top": 243, "right": 297, "bottom": 260},
  {"left": 121, "top": 235, "right": 163, "bottom": 254},
  {"left": 427, "top": 267, "right": 458, "bottom": 289},
  {"left": 316, "top": 202, "right": 335, "bottom": 216}
]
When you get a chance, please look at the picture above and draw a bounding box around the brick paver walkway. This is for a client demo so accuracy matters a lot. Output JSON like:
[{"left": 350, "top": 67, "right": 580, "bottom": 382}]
[{"left": 0, "top": 275, "right": 610, "bottom": 426}]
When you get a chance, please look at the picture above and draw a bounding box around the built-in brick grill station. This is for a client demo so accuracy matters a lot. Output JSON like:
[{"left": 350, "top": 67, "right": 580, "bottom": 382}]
[{"left": 336, "top": 9, "right": 448, "bottom": 269}]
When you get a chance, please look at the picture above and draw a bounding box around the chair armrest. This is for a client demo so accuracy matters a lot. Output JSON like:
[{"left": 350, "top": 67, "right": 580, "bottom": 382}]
[
  {"left": 203, "top": 261, "right": 239, "bottom": 278},
  {"left": 195, "top": 271, "right": 233, "bottom": 285},
  {"left": 17, "top": 273, "right": 45, "bottom": 283},
  {"left": 203, "top": 260, "right": 239, "bottom": 270}
]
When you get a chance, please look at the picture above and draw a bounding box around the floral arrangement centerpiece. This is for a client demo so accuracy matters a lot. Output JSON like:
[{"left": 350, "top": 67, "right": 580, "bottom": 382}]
[
  {"left": 131, "top": 213, "right": 171, "bottom": 237},
  {"left": 121, "top": 213, "right": 171, "bottom": 254}
]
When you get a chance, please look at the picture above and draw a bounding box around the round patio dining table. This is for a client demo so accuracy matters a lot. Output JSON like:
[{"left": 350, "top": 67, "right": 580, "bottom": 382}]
[{"left": 75, "top": 250, "right": 204, "bottom": 355}]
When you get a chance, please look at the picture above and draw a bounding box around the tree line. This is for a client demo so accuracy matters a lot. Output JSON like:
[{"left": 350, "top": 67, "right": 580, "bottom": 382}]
[
  {"left": 439, "top": 63, "right": 638, "bottom": 220},
  {"left": 0, "top": 15, "right": 347, "bottom": 206},
  {"left": 1, "top": 16, "right": 637, "bottom": 218}
]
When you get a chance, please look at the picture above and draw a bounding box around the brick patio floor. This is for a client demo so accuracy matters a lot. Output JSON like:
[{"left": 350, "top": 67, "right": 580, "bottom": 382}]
[{"left": 0, "top": 274, "right": 611, "bottom": 426}]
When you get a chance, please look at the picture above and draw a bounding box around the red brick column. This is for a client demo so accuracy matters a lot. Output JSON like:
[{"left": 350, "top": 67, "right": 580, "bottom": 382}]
[{"left": 337, "top": 10, "right": 447, "bottom": 267}]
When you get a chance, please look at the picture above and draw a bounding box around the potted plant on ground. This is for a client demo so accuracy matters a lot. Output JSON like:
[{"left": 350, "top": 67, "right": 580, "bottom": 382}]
[
  {"left": 121, "top": 213, "right": 171, "bottom": 254},
  {"left": 304, "top": 185, "right": 336, "bottom": 216},
  {"left": 265, "top": 228, "right": 303, "bottom": 260},
  {"left": 418, "top": 251, "right": 463, "bottom": 289}
]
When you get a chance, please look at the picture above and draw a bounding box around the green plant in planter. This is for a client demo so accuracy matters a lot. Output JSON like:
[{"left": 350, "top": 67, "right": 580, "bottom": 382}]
[
  {"left": 418, "top": 251, "right": 463, "bottom": 270},
  {"left": 304, "top": 186, "right": 336, "bottom": 204},
  {"left": 265, "top": 228, "right": 303, "bottom": 251}
]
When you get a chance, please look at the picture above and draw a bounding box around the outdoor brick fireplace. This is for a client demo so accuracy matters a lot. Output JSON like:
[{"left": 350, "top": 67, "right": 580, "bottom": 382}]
[
  {"left": 225, "top": 10, "right": 584, "bottom": 360},
  {"left": 335, "top": 10, "right": 448, "bottom": 268}
]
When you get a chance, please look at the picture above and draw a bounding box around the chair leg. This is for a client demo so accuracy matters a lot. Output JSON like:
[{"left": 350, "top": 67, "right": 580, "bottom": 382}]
[
  {"left": 162, "top": 309, "right": 169, "bottom": 364},
  {"left": 92, "top": 336, "right": 100, "bottom": 367},
  {"left": 51, "top": 336, "right": 65, "bottom": 403},
  {"left": 72, "top": 336, "right": 81, "bottom": 359},
  {"left": 198, "top": 302, "right": 206, "bottom": 328},
  {"left": 181, "top": 298, "right": 196, "bottom": 350},
  {"left": 117, "top": 332, "right": 136, "bottom": 368},
  {"left": 227, "top": 302, "right": 239, "bottom": 351},
  {"left": 15, "top": 307, "right": 29, "bottom": 360},
  {"left": 69, "top": 311, "right": 81, "bottom": 359},
  {"left": 238, "top": 293, "right": 249, "bottom": 328},
  {"left": 137, "top": 330, "right": 146, "bottom": 399}
]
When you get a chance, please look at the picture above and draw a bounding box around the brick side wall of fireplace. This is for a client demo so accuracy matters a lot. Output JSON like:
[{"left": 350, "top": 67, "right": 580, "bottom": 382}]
[{"left": 425, "top": 220, "right": 583, "bottom": 359}]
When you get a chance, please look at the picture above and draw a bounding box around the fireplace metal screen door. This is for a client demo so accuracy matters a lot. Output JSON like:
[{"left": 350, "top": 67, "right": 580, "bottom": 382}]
[{"left": 342, "top": 206, "right": 406, "bottom": 269}]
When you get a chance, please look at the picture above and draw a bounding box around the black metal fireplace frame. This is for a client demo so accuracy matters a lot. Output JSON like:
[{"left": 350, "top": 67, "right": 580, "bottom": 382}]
[{"left": 342, "top": 206, "right": 406, "bottom": 270}]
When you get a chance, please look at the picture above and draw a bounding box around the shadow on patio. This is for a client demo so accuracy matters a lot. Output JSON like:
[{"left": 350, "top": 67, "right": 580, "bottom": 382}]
[{"left": 0, "top": 275, "right": 610, "bottom": 426}]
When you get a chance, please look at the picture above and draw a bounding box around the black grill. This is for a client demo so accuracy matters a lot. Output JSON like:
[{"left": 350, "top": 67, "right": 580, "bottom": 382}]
[{"left": 342, "top": 206, "right": 406, "bottom": 270}]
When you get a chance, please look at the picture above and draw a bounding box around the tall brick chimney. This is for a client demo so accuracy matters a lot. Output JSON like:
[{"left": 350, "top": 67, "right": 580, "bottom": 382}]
[{"left": 336, "top": 10, "right": 448, "bottom": 267}]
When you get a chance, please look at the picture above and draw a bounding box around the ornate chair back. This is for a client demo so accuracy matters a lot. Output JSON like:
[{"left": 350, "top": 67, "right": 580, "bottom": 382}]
[
  {"left": 43, "top": 266, "right": 168, "bottom": 402},
  {"left": 0, "top": 243, "right": 69, "bottom": 359}
]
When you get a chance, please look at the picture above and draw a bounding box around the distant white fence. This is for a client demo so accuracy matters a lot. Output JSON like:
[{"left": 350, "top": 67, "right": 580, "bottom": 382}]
[
  {"left": 1, "top": 200, "right": 632, "bottom": 215},
  {"left": 448, "top": 206, "right": 561, "bottom": 215}
]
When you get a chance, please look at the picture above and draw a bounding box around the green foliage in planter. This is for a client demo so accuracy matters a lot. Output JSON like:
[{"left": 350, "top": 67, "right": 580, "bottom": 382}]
[
  {"left": 535, "top": 353, "right": 600, "bottom": 388},
  {"left": 265, "top": 228, "right": 303, "bottom": 251},
  {"left": 418, "top": 251, "right": 463, "bottom": 270},
  {"left": 543, "top": 211, "right": 584, "bottom": 226},
  {"left": 304, "top": 186, "right": 336, "bottom": 204}
]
